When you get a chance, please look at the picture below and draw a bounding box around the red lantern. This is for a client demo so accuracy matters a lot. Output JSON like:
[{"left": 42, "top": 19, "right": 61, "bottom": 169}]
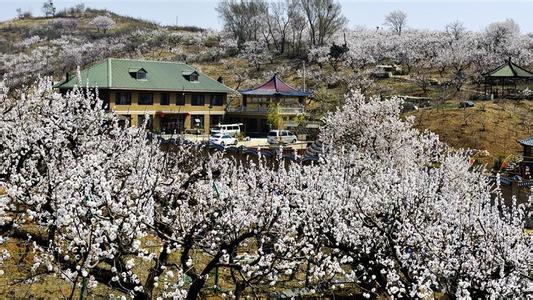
[{"left": 158, "top": 111, "right": 165, "bottom": 118}]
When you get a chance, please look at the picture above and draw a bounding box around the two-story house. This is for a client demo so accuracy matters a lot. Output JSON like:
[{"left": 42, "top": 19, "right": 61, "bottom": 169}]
[
  {"left": 225, "top": 74, "right": 312, "bottom": 133},
  {"left": 55, "top": 58, "right": 234, "bottom": 134}
]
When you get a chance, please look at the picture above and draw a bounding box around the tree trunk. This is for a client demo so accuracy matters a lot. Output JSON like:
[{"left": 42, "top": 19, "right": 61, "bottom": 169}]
[
  {"left": 144, "top": 244, "right": 170, "bottom": 299},
  {"left": 186, "top": 278, "right": 206, "bottom": 300},
  {"left": 234, "top": 282, "right": 246, "bottom": 300}
]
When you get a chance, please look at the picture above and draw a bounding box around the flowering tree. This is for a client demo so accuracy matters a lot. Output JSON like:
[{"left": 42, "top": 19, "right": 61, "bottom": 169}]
[
  {"left": 14, "top": 36, "right": 42, "bottom": 49},
  {"left": 0, "top": 77, "right": 531, "bottom": 299},
  {"left": 307, "top": 45, "right": 330, "bottom": 69},
  {"left": 0, "top": 80, "right": 301, "bottom": 299},
  {"left": 89, "top": 15, "right": 116, "bottom": 33},
  {"left": 240, "top": 40, "right": 272, "bottom": 71},
  {"left": 0, "top": 79, "right": 181, "bottom": 298},
  {"left": 301, "top": 90, "right": 532, "bottom": 298},
  {"left": 435, "top": 36, "right": 475, "bottom": 91},
  {"left": 152, "top": 157, "right": 303, "bottom": 299}
]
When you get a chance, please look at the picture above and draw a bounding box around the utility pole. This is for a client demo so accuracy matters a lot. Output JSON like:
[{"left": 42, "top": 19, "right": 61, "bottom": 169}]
[{"left": 303, "top": 60, "right": 306, "bottom": 92}]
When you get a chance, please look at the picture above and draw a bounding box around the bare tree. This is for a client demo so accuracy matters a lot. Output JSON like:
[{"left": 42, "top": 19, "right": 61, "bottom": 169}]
[
  {"left": 287, "top": 2, "right": 307, "bottom": 56},
  {"left": 384, "top": 10, "right": 407, "bottom": 35},
  {"left": 462, "top": 106, "right": 474, "bottom": 126},
  {"left": 445, "top": 20, "right": 467, "bottom": 40},
  {"left": 52, "top": 18, "right": 79, "bottom": 31},
  {"left": 42, "top": 0, "right": 56, "bottom": 17},
  {"left": 263, "top": 1, "right": 294, "bottom": 55},
  {"left": 216, "top": 0, "right": 268, "bottom": 47},
  {"left": 300, "top": 0, "right": 347, "bottom": 46}
]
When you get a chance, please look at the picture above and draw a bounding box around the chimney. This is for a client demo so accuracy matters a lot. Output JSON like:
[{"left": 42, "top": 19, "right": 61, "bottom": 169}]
[{"left": 217, "top": 76, "right": 224, "bottom": 84}]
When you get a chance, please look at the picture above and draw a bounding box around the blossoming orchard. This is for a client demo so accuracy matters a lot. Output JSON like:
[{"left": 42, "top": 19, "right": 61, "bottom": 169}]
[{"left": 0, "top": 0, "right": 532, "bottom": 299}]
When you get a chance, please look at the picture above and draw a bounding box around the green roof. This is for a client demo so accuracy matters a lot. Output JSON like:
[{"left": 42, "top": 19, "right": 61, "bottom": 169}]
[
  {"left": 55, "top": 58, "right": 234, "bottom": 93},
  {"left": 484, "top": 59, "right": 533, "bottom": 78}
]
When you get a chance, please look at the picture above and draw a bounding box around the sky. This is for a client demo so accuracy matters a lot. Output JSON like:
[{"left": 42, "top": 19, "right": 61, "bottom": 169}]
[{"left": 1, "top": 0, "right": 533, "bottom": 32}]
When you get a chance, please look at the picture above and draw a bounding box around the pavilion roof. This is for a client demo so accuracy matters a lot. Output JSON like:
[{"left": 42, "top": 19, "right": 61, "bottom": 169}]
[
  {"left": 484, "top": 59, "right": 533, "bottom": 78},
  {"left": 239, "top": 74, "right": 312, "bottom": 97},
  {"left": 519, "top": 136, "right": 533, "bottom": 147}
]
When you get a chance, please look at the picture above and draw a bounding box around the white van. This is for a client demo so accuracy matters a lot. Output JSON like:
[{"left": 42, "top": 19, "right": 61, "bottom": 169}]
[
  {"left": 210, "top": 123, "right": 242, "bottom": 136},
  {"left": 267, "top": 130, "right": 298, "bottom": 144}
]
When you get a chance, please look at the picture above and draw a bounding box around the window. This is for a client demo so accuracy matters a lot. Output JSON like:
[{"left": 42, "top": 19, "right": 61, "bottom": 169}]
[
  {"left": 137, "top": 70, "right": 147, "bottom": 80},
  {"left": 138, "top": 92, "right": 153, "bottom": 105},
  {"left": 210, "top": 115, "right": 222, "bottom": 128},
  {"left": 176, "top": 93, "right": 185, "bottom": 105},
  {"left": 118, "top": 115, "right": 131, "bottom": 128},
  {"left": 190, "top": 73, "right": 199, "bottom": 82},
  {"left": 191, "top": 94, "right": 205, "bottom": 106},
  {"left": 191, "top": 115, "right": 204, "bottom": 129},
  {"left": 160, "top": 93, "right": 170, "bottom": 105},
  {"left": 210, "top": 94, "right": 224, "bottom": 106},
  {"left": 138, "top": 115, "right": 153, "bottom": 130},
  {"left": 115, "top": 92, "right": 131, "bottom": 105}
]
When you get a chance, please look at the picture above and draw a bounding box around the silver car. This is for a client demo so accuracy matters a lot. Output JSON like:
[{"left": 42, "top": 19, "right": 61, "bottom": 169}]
[{"left": 267, "top": 130, "right": 298, "bottom": 144}]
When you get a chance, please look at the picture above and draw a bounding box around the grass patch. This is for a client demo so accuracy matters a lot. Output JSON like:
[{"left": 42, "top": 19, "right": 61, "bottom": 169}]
[{"left": 409, "top": 100, "right": 533, "bottom": 164}]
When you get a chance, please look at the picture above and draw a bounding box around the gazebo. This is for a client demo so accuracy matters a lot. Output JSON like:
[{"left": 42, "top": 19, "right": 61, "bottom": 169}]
[
  {"left": 483, "top": 58, "right": 533, "bottom": 99},
  {"left": 239, "top": 73, "right": 312, "bottom": 107},
  {"left": 225, "top": 74, "right": 312, "bottom": 133}
]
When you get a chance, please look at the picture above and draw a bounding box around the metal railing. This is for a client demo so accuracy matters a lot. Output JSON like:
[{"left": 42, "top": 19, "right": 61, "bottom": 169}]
[
  {"left": 521, "top": 155, "right": 533, "bottom": 162},
  {"left": 226, "top": 106, "right": 305, "bottom": 115},
  {"left": 278, "top": 107, "right": 305, "bottom": 114},
  {"left": 518, "top": 180, "right": 533, "bottom": 188}
]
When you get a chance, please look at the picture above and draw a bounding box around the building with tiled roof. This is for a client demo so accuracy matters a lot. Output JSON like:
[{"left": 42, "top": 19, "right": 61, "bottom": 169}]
[
  {"left": 483, "top": 58, "right": 533, "bottom": 99},
  {"left": 55, "top": 58, "right": 234, "bottom": 134},
  {"left": 226, "top": 74, "right": 312, "bottom": 133}
]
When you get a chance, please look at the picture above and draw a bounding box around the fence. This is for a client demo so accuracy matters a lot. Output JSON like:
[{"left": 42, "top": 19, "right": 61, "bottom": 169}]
[
  {"left": 226, "top": 106, "right": 305, "bottom": 115},
  {"left": 517, "top": 180, "right": 533, "bottom": 188}
]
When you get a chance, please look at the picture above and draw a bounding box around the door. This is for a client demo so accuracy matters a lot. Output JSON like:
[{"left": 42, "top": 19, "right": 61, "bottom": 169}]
[
  {"left": 161, "top": 114, "right": 186, "bottom": 134},
  {"left": 281, "top": 131, "right": 289, "bottom": 143}
]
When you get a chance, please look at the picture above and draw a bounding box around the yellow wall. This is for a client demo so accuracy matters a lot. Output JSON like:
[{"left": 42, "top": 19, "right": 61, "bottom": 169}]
[{"left": 107, "top": 90, "right": 226, "bottom": 133}]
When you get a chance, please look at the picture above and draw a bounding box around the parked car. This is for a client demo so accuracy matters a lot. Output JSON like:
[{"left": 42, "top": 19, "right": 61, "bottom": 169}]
[
  {"left": 209, "top": 133, "right": 237, "bottom": 146},
  {"left": 210, "top": 123, "right": 242, "bottom": 136},
  {"left": 459, "top": 100, "right": 475, "bottom": 108},
  {"left": 267, "top": 130, "right": 298, "bottom": 144}
]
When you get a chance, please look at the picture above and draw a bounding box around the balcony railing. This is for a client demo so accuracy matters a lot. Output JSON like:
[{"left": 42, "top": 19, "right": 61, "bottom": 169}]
[
  {"left": 226, "top": 106, "right": 305, "bottom": 115},
  {"left": 522, "top": 156, "right": 533, "bottom": 163}
]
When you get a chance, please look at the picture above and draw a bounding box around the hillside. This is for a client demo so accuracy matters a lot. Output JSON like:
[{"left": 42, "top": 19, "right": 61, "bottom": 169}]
[
  {"left": 412, "top": 100, "right": 532, "bottom": 162},
  {"left": 1, "top": 7, "right": 532, "bottom": 167}
]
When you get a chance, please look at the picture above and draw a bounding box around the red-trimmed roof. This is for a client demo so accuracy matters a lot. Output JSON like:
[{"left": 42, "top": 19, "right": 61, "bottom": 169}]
[{"left": 239, "top": 74, "right": 311, "bottom": 97}]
